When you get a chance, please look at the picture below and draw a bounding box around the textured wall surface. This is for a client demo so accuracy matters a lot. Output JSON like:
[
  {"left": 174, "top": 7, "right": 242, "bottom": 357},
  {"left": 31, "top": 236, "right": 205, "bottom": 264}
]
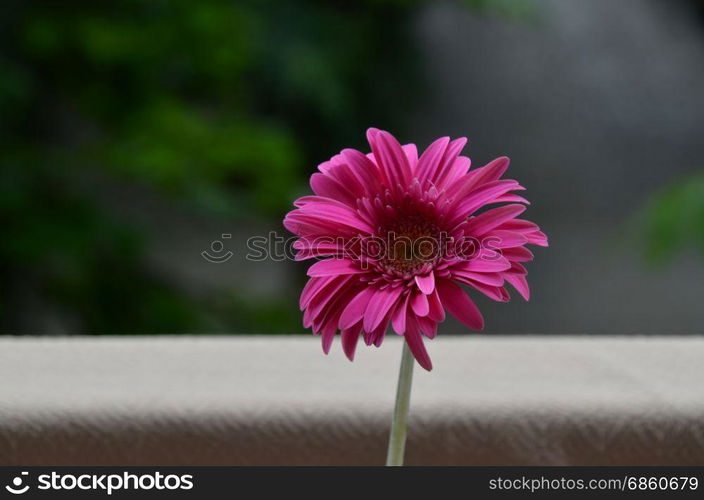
[{"left": 1, "top": 336, "right": 702, "bottom": 465}]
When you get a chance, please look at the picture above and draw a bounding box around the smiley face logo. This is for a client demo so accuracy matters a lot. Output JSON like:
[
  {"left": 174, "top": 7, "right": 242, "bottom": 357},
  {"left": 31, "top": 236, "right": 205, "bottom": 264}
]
[
  {"left": 202, "top": 233, "right": 234, "bottom": 263},
  {"left": 5, "top": 472, "right": 30, "bottom": 495}
]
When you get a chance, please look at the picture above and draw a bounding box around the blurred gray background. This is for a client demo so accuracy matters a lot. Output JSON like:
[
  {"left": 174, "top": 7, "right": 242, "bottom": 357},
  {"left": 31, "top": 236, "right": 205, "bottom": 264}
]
[{"left": 412, "top": 0, "right": 704, "bottom": 333}]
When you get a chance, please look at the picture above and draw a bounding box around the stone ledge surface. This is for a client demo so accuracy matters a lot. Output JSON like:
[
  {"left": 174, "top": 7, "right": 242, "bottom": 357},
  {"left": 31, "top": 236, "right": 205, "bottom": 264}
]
[{"left": 1, "top": 335, "right": 702, "bottom": 465}]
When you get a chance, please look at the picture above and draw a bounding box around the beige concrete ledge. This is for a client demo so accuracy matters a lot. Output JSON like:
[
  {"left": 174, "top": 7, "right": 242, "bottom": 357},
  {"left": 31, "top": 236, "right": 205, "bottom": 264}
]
[{"left": 0, "top": 335, "right": 702, "bottom": 465}]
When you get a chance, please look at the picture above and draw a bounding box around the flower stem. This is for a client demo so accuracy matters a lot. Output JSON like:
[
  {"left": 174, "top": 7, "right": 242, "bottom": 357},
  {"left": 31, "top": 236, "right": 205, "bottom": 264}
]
[{"left": 385, "top": 341, "right": 415, "bottom": 466}]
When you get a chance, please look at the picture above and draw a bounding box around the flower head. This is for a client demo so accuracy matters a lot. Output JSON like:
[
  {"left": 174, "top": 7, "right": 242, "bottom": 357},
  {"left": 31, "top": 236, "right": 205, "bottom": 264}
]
[{"left": 284, "top": 128, "right": 547, "bottom": 370}]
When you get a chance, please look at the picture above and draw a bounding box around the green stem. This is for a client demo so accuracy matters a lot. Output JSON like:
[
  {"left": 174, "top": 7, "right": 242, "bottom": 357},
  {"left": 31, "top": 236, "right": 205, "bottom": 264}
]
[{"left": 385, "top": 341, "right": 415, "bottom": 466}]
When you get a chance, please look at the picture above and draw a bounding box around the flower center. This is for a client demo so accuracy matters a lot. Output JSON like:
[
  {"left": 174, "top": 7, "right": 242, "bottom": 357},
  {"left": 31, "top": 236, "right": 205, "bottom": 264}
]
[{"left": 380, "top": 214, "right": 441, "bottom": 277}]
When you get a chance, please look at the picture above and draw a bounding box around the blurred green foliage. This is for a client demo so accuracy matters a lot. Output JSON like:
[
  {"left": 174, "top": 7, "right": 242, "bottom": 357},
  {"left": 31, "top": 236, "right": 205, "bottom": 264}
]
[
  {"left": 0, "top": 0, "right": 525, "bottom": 334},
  {"left": 642, "top": 173, "right": 704, "bottom": 263}
]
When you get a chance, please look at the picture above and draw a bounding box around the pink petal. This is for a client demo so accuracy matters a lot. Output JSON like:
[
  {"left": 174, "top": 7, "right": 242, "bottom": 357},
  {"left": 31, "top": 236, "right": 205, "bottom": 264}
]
[
  {"left": 363, "top": 286, "right": 404, "bottom": 332},
  {"left": 294, "top": 200, "right": 374, "bottom": 234},
  {"left": 436, "top": 279, "right": 484, "bottom": 330},
  {"left": 285, "top": 210, "right": 371, "bottom": 237},
  {"left": 446, "top": 181, "right": 524, "bottom": 227},
  {"left": 328, "top": 163, "right": 366, "bottom": 200},
  {"left": 404, "top": 319, "right": 433, "bottom": 371},
  {"left": 485, "top": 230, "right": 529, "bottom": 248},
  {"left": 312, "top": 286, "right": 356, "bottom": 335},
  {"left": 307, "top": 275, "right": 355, "bottom": 318},
  {"left": 510, "top": 262, "right": 528, "bottom": 274},
  {"left": 493, "top": 193, "right": 530, "bottom": 204},
  {"left": 310, "top": 173, "right": 357, "bottom": 207},
  {"left": 307, "top": 258, "right": 365, "bottom": 277},
  {"left": 416, "top": 136, "right": 450, "bottom": 185},
  {"left": 504, "top": 272, "right": 530, "bottom": 300},
  {"left": 432, "top": 137, "right": 467, "bottom": 188},
  {"left": 417, "top": 316, "right": 438, "bottom": 339},
  {"left": 341, "top": 323, "right": 362, "bottom": 361},
  {"left": 410, "top": 291, "right": 430, "bottom": 317},
  {"left": 452, "top": 270, "right": 504, "bottom": 286},
  {"left": 464, "top": 156, "right": 510, "bottom": 189},
  {"left": 414, "top": 272, "right": 435, "bottom": 295},
  {"left": 525, "top": 230, "right": 549, "bottom": 247},
  {"left": 365, "top": 128, "right": 392, "bottom": 187},
  {"left": 461, "top": 256, "right": 512, "bottom": 272},
  {"left": 339, "top": 287, "right": 375, "bottom": 330},
  {"left": 340, "top": 148, "right": 382, "bottom": 195},
  {"left": 442, "top": 155, "right": 471, "bottom": 187},
  {"left": 377, "top": 130, "right": 412, "bottom": 187},
  {"left": 391, "top": 292, "right": 411, "bottom": 334},
  {"left": 427, "top": 290, "right": 446, "bottom": 322},
  {"left": 498, "top": 219, "right": 540, "bottom": 233},
  {"left": 302, "top": 307, "right": 314, "bottom": 329},
  {"left": 445, "top": 157, "right": 510, "bottom": 199},
  {"left": 457, "top": 279, "right": 508, "bottom": 302},
  {"left": 465, "top": 204, "right": 527, "bottom": 236},
  {"left": 502, "top": 246, "right": 534, "bottom": 262},
  {"left": 299, "top": 276, "right": 333, "bottom": 310},
  {"left": 370, "top": 310, "right": 393, "bottom": 347},
  {"left": 321, "top": 318, "right": 338, "bottom": 354},
  {"left": 402, "top": 143, "right": 418, "bottom": 167}
]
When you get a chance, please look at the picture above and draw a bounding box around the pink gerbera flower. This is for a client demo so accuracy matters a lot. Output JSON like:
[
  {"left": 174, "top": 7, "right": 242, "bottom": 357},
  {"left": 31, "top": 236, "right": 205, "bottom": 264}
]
[{"left": 284, "top": 128, "right": 547, "bottom": 370}]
